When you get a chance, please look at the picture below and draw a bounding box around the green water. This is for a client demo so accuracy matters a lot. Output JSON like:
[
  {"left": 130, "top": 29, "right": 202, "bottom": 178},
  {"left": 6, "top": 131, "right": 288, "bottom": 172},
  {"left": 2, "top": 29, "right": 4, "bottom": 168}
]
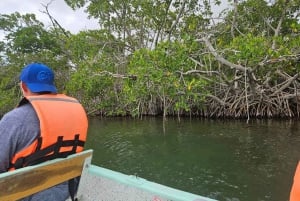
[{"left": 85, "top": 117, "right": 300, "bottom": 201}]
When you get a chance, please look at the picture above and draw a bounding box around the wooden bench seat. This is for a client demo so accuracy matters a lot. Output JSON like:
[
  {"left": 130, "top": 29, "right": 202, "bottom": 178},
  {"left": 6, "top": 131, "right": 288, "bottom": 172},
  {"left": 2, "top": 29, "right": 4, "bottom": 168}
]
[{"left": 0, "top": 149, "right": 93, "bottom": 201}]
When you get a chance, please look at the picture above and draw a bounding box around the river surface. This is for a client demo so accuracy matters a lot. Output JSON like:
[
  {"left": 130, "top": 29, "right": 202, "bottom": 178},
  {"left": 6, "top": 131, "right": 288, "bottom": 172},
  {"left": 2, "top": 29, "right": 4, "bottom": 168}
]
[{"left": 85, "top": 117, "right": 300, "bottom": 201}]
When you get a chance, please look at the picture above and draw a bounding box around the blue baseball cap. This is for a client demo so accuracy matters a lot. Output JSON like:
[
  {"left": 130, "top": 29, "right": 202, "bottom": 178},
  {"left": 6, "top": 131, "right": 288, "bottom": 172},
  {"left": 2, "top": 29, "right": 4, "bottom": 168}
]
[{"left": 20, "top": 63, "right": 57, "bottom": 93}]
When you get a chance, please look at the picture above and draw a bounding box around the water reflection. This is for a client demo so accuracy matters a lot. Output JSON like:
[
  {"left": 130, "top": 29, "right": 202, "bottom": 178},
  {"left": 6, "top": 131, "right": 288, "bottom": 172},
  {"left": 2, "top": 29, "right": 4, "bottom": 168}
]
[{"left": 85, "top": 117, "right": 300, "bottom": 201}]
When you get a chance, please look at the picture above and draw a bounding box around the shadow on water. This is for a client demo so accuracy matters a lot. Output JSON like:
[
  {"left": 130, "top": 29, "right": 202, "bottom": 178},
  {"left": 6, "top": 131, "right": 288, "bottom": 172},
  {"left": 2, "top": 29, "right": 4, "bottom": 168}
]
[{"left": 85, "top": 117, "right": 300, "bottom": 201}]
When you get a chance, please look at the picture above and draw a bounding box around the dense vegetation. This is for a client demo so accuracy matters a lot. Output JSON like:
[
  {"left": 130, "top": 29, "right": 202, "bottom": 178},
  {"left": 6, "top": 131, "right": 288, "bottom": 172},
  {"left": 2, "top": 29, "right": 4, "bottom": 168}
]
[{"left": 0, "top": 0, "right": 299, "bottom": 119}]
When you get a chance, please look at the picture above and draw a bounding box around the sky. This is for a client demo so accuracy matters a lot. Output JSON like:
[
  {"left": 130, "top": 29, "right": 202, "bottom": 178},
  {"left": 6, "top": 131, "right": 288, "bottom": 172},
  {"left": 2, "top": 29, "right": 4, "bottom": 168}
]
[{"left": 0, "top": 0, "right": 99, "bottom": 33}]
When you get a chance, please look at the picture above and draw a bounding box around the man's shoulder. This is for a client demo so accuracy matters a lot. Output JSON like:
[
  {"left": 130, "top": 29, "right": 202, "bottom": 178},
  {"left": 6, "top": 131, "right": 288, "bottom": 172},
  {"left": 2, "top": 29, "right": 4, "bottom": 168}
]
[{"left": 1, "top": 103, "right": 36, "bottom": 123}]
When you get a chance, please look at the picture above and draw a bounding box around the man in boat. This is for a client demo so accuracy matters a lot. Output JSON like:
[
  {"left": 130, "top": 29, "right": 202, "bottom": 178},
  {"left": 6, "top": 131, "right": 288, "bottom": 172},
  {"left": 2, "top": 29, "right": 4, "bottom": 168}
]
[{"left": 0, "top": 63, "right": 88, "bottom": 201}]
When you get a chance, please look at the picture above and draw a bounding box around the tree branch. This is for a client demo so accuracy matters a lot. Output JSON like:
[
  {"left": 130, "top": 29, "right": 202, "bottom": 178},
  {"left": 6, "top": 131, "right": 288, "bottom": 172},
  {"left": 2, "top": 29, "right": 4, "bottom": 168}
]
[
  {"left": 94, "top": 71, "right": 137, "bottom": 79},
  {"left": 271, "top": 73, "right": 299, "bottom": 96},
  {"left": 168, "top": 1, "right": 186, "bottom": 41},
  {"left": 198, "top": 36, "right": 250, "bottom": 73},
  {"left": 230, "top": 0, "right": 238, "bottom": 38},
  {"left": 42, "top": 0, "right": 70, "bottom": 37}
]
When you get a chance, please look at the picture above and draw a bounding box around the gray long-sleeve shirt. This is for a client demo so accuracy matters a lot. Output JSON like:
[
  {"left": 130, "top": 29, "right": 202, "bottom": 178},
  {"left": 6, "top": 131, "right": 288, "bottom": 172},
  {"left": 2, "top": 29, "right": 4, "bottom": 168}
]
[{"left": 0, "top": 102, "right": 69, "bottom": 201}]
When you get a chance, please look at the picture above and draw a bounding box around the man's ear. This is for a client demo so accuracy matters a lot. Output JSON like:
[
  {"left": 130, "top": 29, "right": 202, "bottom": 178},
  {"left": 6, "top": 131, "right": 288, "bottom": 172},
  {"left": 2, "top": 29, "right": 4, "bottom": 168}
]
[{"left": 20, "top": 82, "right": 30, "bottom": 93}]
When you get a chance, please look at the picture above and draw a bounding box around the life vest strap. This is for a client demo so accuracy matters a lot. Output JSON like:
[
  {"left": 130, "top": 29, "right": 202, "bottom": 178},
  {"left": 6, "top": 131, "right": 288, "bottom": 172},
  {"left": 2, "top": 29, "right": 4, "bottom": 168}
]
[{"left": 12, "top": 134, "right": 85, "bottom": 169}]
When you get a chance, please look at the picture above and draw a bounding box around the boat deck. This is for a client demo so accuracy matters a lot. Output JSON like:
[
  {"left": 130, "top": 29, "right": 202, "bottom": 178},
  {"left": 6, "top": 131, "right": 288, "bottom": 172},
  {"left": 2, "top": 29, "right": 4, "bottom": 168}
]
[{"left": 0, "top": 150, "right": 217, "bottom": 201}]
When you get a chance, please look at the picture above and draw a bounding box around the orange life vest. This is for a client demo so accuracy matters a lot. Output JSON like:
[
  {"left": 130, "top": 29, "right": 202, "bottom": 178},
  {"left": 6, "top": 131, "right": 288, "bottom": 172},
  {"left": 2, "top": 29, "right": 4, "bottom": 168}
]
[
  {"left": 290, "top": 162, "right": 300, "bottom": 201},
  {"left": 9, "top": 94, "right": 88, "bottom": 170}
]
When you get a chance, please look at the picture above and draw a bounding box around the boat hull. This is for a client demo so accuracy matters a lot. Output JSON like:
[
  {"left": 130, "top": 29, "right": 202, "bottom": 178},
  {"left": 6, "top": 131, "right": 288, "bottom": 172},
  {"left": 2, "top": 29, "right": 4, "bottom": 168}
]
[{"left": 76, "top": 162, "right": 217, "bottom": 201}]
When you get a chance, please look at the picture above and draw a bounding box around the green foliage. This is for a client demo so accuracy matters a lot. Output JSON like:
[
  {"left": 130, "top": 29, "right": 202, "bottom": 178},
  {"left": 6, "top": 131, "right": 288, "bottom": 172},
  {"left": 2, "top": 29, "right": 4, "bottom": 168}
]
[
  {"left": 124, "top": 41, "right": 208, "bottom": 116},
  {"left": 0, "top": 12, "right": 58, "bottom": 55},
  {"left": 63, "top": 29, "right": 126, "bottom": 114},
  {"left": 0, "top": 65, "right": 21, "bottom": 114},
  {"left": 65, "top": 30, "right": 117, "bottom": 62},
  {"left": 64, "top": 0, "right": 86, "bottom": 9},
  {"left": 0, "top": 12, "right": 64, "bottom": 64},
  {"left": 7, "top": 26, "right": 58, "bottom": 54},
  {"left": 226, "top": 34, "right": 269, "bottom": 65},
  {"left": 64, "top": 0, "right": 214, "bottom": 51},
  {"left": 1, "top": 0, "right": 300, "bottom": 118},
  {"left": 223, "top": 33, "right": 300, "bottom": 77}
]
